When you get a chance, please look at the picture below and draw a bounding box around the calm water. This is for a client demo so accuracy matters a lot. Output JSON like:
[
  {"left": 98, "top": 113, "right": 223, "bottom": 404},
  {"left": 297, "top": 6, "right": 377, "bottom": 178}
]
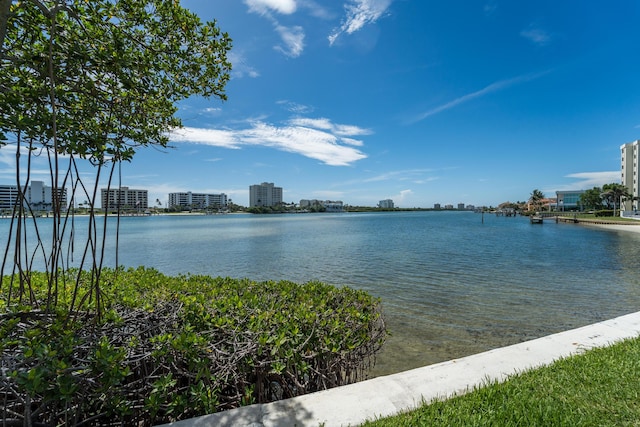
[{"left": 3, "top": 211, "right": 640, "bottom": 376}]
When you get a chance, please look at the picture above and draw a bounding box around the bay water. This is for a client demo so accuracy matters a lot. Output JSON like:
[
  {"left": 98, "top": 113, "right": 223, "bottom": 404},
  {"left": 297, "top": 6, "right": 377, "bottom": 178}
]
[{"left": 3, "top": 211, "right": 640, "bottom": 376}]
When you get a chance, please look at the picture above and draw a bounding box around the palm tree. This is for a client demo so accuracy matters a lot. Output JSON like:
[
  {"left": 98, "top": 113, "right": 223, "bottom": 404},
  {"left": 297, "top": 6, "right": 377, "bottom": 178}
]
[
  {"left": 529, "top": 189, "right": 544, "bottom": 212},
  {"left": 601, "top": 183, "right": 631, "bottom": 217}
]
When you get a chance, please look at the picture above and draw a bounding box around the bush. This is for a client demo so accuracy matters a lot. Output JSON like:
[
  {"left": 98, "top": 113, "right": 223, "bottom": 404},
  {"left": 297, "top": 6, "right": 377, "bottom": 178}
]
[
  {"left": 594, "top": 210, "right": 614, "bottom": 217},
  {"left": 0, "top": 267, "right": 387, "bottom": 426}
]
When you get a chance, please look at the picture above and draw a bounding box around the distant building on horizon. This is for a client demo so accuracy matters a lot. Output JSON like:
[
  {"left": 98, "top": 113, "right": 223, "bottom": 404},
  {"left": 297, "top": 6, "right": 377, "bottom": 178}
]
[
  {"left": 457, "top": 203, "right": 465, "bottom": 210},
  {"left": 169, "top": 192, "right": 227, "bottom": 209},
  {"left": 300, "top": 199, "right": 344, "bottom": 212},
  {"left": 621, "top": 140, "right": 640, "bottom": 212},
  {"left": 101, "top": 186, "right": 148, "bottom": 211},
  {"left": 0, "top": 180, "right": 67, "bottom": 210},
  {"left": 378, "top": 199, "right": 394, "bottom": 209},
  {"left": 434, "top": 203, "right": 441, "bottom": 210},
  {"left": 249, "top": 182, "right": 283, "bottom": 207}
]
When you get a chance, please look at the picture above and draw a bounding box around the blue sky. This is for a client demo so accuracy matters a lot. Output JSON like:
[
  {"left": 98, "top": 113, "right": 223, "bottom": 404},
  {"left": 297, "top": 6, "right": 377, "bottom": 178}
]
[{"left": 3, "top": 0, "right": 640, "bottom": 207}]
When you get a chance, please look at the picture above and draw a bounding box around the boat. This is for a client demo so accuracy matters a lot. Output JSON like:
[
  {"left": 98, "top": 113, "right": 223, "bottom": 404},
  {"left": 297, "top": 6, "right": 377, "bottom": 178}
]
[{"left": 530, "top": 213, "right": 544, "bottom": 224}]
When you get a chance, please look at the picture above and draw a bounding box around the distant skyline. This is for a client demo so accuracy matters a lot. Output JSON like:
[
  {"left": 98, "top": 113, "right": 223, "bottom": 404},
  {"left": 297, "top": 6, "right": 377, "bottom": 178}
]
[{"left": 2, "top": 1, "right": 638, "bottom": 207}]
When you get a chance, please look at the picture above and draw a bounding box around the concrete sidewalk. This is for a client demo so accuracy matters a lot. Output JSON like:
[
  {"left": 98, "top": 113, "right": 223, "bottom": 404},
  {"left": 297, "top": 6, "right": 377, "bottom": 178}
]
[{"left": 159, "top": 311, "right": 640, "bottom": 427}]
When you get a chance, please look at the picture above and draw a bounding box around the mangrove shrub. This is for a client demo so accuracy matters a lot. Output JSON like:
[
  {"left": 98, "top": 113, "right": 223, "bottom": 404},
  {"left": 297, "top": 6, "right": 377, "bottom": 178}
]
[{"left": 0, "top": 267, "right": 387, "bottom": 426}]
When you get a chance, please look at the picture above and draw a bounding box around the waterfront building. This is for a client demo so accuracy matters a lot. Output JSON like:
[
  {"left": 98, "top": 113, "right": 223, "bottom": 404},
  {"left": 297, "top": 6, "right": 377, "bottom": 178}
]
[
  {"left": 378, "top": 199, "right": 394, "bottom": 209},
  {"left": 457, "top": 203, "right": 465, "bottom": 210},
  {"left": 169, "top": 192, "right": 228, "bottom": 209},
  {"left": 299, "top": 199, "right": 317, "bottom": 208},
  {"left": 434, "top": 203, "right": 441, "bottom": 210},
  {"left": 249, "top": 182, "right": 283, "bottom": 207},
  {"left": 553, "top": 190, "right": 585, "bottom": 211},
  {"left": 300, "top": 199, "right": 344, "bottom": 212},
  {"left": 0, "top": 181, "right": 67, "bottom": 210},
  {"left": 323, "top": 200, "right": 344, "bottom": 212},
  {"left": 101, "top": 187, "right": 148, "bottom": 211},
  {"left": 621, "top": 140, "right": 640, "bottom": 211}
]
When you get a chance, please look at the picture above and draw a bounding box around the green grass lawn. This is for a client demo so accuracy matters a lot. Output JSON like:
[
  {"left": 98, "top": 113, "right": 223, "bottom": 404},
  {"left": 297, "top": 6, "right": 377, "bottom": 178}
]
[{"left": 362, "top": 337, "right": 640, "bottom": 426}]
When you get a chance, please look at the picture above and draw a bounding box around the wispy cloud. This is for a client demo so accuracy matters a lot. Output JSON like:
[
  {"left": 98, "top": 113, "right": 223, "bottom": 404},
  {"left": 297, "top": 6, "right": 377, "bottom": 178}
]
[
  {"left": 277, "top": 100, "right": 314, "bottom": 114},
  {"left": 244, "top": 0, "right": 297, "bottom": 15},
  {"left": 520, "top": 25, "right": 551, "bottom": 46},
  {"left": 363, "top": 169, "right": 433, "bottom": 183},
  {"left": 483, "top": 1, "right": 497, "bottom": 16},
  {"left": 244, "top": 1, "right": 306, "bottom": 57},
  {"left": 334, "top": 169, "right": 434, "bottom": 188},
  {"left": 170, "top": 118, "right": 370, "bottom": 166},
  {"left": 274, "top": 25, "right": 305, "bottom": 57},
  {"left": 311, "top": 190, "right": 345, "bottom": 199},
  {"left": 562, "top": 171, "right": 620, "bottom": 189},
  {"left": 328, "top": 0, "right": 393, "bottom": 45},
  {"left": 228, "top": 52, "right": 260, "bottom": 79},
  {"left": 408, "top": 71, "right": 550, "bottom": 123}
]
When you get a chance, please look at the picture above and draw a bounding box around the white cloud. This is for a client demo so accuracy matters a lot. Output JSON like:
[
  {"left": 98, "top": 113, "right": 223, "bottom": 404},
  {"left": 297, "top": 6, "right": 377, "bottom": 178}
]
[
  {"left": 341, "top": 137, "right": 364, "bottom": 147},
  {"left": 0, "top": 148, "right": 14, "bottom": 169},
  {"left": 274, "top": 25, "right": 305, "bottom": 57},
  {"left": 243, "top": 1, "right": 306, "bottom": 57},
  {"left": 562, "top": 171, "right": 621, "bottom": 189},
  {"left": 392, "top": 189, "right": 413, "bottom": 205},
  {"left": 312, "top": 190, "right": 345, "bottom": 199},
  {"left": 170, "top": 118, "right": 369, "bottom": 166},
  {"left": 520, "top": 25, "right": 551, "bottom": 46},
  {"left": 361, "top": 169, "right": 433, "bottom": 183},
  {"left": 277, "top": 100, "right": 314, "bottom": 114},
  {"left": 300, "top": 0, "right": 332, "bottom": 19},
  {"left": 409, "top": 71, "right": 550, "bottom": 123},
  {"left": 329, "top": 0, "right": 392, "bottom": 45},
  {"left": 484, "top": 1, "right": 497, "bottom": 16},
  {"left": 244, "top": 0, "right": 297, "bottom": 15},
  {"left": 289, "top": 117, "right": 372, "bottom": 136},
  {"left": 228, "top": 52, "right": 260, "bottom": 79}
]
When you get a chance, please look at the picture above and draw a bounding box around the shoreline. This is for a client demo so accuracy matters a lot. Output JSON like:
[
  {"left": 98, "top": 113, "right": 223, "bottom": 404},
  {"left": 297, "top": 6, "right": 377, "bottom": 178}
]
[{"left": 580, "top": 222, "right": 640, "bottom": 234}]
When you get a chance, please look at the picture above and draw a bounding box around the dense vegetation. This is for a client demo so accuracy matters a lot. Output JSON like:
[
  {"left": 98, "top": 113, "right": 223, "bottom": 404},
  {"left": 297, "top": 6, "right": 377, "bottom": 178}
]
[
  {"left": 364, "top": 336, "right": 640, "bottom": 426},
  {"left": 0, "top": 268, "right": 387, "bottom": 426}
]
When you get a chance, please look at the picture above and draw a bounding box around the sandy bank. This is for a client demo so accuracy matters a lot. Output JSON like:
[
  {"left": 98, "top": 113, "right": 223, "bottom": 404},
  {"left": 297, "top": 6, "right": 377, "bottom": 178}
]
[{"left": 582, "top": 222, "right": 640, "bottom": 234}]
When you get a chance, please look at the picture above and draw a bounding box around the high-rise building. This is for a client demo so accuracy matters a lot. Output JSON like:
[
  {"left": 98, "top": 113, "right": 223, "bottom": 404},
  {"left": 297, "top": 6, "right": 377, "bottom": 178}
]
[
  {"left": 0, "top": 180, "right": 67, "bottom": 210},
  {"left": 621, "top": 140, "right": 639, "bottom": 211},
  {"left": 101, "top": 187, "right": 148, "bottom": 211},
  {"left": 249, "top": 182, "right": 283, "bottom": 207},
  {"left": 168, "top": 192, "right": 228, "bottom": 209}
]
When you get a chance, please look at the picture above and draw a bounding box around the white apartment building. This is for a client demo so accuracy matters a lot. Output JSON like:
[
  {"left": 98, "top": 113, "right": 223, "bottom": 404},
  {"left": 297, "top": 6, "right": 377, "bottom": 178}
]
[
  {"left": 0, "top": 180, "right": 67, "bottom": 210},
  {"left": 249, "top": 182, "right": 283, "bottom": 207},
  {"left": 168, "top": 192, "right": 228, "bottom": 209},
  {"left": 621, "top": 140, "right": 640, "bottom": 211},
  {"left": 101, "top": 187, "right": 148, "bottom": 211}
]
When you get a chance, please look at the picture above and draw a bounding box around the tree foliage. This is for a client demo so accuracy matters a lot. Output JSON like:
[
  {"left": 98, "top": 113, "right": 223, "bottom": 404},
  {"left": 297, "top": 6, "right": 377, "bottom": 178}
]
[
  {"left": 0, "top": 0, "right": 232, "bottom": 317},
  {"left": 601, "top": 183, "right": 631, "bottom": 215},
  {"left": 579, "top": 187, "right": 604, "bottom": 211},
  {"left": 1, "top": 0, "right": 231, "bottom": 159}
]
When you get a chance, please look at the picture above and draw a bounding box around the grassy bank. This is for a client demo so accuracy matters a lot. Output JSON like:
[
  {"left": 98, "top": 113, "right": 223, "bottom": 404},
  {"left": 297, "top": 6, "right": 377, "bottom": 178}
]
[{"left": 363, "top": 336, "right": 640, "bottom": 426}]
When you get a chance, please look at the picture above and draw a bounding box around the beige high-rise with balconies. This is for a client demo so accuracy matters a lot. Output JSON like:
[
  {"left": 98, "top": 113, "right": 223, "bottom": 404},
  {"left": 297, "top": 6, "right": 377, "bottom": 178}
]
[
  {"left": 249, "top": 182, "right": 283, "bottom": 207},
  {"left": 621, "top": 140, "right": 640, "bottom": 211}
]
